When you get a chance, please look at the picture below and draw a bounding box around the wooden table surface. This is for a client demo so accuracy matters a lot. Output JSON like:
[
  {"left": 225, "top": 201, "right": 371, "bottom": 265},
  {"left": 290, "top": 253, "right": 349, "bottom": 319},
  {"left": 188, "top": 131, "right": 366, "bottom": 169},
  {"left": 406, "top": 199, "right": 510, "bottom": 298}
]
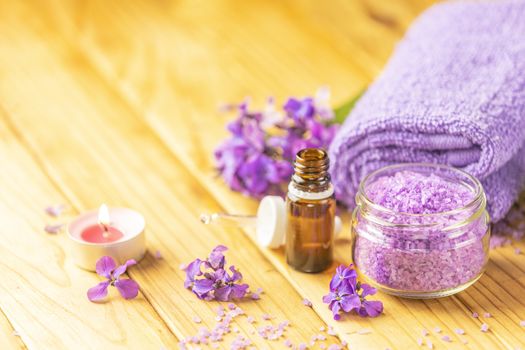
[{"left": 1, "top": 1, "right": 524, "bottom": 349}]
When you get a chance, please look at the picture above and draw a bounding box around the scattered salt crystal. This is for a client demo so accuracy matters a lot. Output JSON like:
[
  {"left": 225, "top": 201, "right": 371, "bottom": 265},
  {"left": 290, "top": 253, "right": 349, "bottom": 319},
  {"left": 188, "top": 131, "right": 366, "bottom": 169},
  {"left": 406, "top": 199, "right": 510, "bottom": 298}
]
[
  {"left": 216, "top": 306, "right": 225, "bottom": 317},
  {"left": 215, "top": 316, "right": 222, "bottom": 322},
  {"left": 328, "top": 345, "right": 342, "bottom": 350},
  {"left": 319, "top": 326, "right": 325, "bottom": 331},
  {"left": 12, "top": 330, "right": 19, "bottom": 337},
  {"left": 246, "top": 316, "right": 255, "bottom": 324},
  {"left": 441, "top": 335, "right": 451, "bottom": 342},
  {"left": 472, "top": 312, "right": 479, "bottom": 318},
  {"left": 179, "top": 263, "right": 187, "bottom": 270},
  {"left": 192, "top": 316, "right": 202, "bottom": 324},
  {"left": 480, "top": 323, "right": 489, "bottom": 332},
  {"left": 233, "top": 327, "right": 240, "bottom": 333},
  {"left": 44, "top": 223, "right": 63, "bottom": 234},
  {"left": 454, "top": 328, "right": 465, "bottom": 335},
  {"left": 298, "top": 343, "right": 308, "bottom": 350},
  {"left": 461, "top": 339, "right": 468, "bottom": 345},
  {"left": 515, "top": 248, "right": 522, "bottom": 255},
  {"left": 327, "top": 326, "right": 337, "bottom": 336},
  {"left": 520, "top": 320, "right": 525, "bottom": 327},
  {"left": 303, "top": 298, "right": 313, "bottom": 307},
  {"left": 284, "top": 339, "right": 293, "bottom": 347},
  {"left": 154, "top": 250, "right": 163, "bottom": 259},
  {"left": 421, "top": 329, "right": 429, "bottom": 336},
  {"left": 426, "top": 339, "right": 433, "bottom": 349},
  {"left": 341, "top": 340, "right": 347, "bottom": 347},
  {"left": 317, "top": 334, "right": 326, "bottom": 341},
  {"left": 45, "top": 204, "right": 65, "bottom": 217},
  {"left": 310, "top": 341, "right": 316, "bottom": 347},
  {"left": 255, "top": 287, "right": 263, "bottom": 294},
  {"left": 228, "top": 303, "right": 236, "bottom": 310},
  {"left": 262, "top": 313, "right": 272, "bottom": 320},
  {"left": 483, "top": 312, "right": 492, "bottom": 318},
  {"left": 251, "top": 293, "right": 260, "bottom": 300},
  {"left": 320, "top": 344, "right": 326, "bottom": 349},
  {"left": 416, "top": 338, "right": 423, "bottom": 346},
  {"left": 357, "top": 328, "right": 372, "bottom": 335},
  {"left": 433, "top": 327, "right": 441, "bottom": 333}
]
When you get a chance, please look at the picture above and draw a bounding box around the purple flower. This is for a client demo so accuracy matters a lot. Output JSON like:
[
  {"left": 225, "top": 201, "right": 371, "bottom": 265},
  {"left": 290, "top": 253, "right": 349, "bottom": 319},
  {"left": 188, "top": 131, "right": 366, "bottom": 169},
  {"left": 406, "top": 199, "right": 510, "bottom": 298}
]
[
  {"left": 87, "top": 256, "right": 139, "bottom": 302},
  {"left": 283, "top": 97, "right": 315, "bottom": 121},
  {"left": 324, "top": 264, "right": 383, "bottom": 319},
  {"left": 322, "top": 282, "right": 361, "bottom": 320},
  {"left": 214, "top": 89, "right": 338, "bottom": 198},
  {"left": 329, "top": 264, "right": 357, "bottom": 291},
  {"left": 356, "top": 283, "right": 383, "bottom": 317},
  {"left": 184, "top": 245, "right": 250, "bottom": 301}
]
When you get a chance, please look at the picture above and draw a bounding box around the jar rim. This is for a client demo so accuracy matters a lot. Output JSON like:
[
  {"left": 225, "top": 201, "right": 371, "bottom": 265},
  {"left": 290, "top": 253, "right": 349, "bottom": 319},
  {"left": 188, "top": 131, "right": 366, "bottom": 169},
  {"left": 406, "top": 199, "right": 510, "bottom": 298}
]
[{"left": 357, "top": 163, "right": 484, "bottom": 218}]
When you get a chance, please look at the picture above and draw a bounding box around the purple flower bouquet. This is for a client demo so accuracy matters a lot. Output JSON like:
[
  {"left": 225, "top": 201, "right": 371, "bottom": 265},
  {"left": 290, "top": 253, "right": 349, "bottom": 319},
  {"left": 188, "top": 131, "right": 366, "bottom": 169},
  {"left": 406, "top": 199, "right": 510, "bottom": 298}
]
[{"left": 214, "top": 88, "right": 342, "bottom": 197}]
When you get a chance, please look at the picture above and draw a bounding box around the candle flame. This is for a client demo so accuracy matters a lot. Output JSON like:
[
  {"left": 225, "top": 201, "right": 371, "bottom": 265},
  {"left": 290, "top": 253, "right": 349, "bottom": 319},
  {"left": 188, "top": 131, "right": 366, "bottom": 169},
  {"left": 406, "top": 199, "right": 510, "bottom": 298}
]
[{"left": 98, "top": 204, "right": 110, "bottom": 227}]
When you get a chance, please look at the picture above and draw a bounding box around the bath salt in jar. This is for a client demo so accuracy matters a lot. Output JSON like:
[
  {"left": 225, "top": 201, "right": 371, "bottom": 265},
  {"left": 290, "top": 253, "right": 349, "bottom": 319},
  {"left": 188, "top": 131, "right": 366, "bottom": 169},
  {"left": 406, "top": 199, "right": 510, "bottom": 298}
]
[{"left": 352, "top": 163, "right": 490, "bottom": 298}]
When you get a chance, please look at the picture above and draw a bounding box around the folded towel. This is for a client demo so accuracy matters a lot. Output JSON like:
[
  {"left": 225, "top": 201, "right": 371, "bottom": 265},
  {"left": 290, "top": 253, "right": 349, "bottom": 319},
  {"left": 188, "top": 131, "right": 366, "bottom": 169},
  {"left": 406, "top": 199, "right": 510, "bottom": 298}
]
[{"left": 329, "top": 0, "right": 525, "bottom": 221}]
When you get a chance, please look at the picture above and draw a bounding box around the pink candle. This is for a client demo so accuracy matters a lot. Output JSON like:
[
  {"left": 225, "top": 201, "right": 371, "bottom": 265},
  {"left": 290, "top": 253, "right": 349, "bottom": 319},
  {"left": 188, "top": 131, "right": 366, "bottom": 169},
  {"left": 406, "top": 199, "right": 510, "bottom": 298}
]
[
  {"left": 67, "top": 204, "right": 146, "bottom": 271},
  {"left": 81, "top": 225, "right": 124, "bottom": 243}
]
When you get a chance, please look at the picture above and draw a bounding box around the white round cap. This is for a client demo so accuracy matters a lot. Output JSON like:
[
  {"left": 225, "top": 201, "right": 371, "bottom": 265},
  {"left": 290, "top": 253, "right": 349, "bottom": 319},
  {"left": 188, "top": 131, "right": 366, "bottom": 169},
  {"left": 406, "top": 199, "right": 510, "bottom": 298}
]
[
  {"left": 256, "top": 196, "right": 286, "bottom": 248},
  {"left": 255, "top": 195, "right": 343, "bottom": 248}
]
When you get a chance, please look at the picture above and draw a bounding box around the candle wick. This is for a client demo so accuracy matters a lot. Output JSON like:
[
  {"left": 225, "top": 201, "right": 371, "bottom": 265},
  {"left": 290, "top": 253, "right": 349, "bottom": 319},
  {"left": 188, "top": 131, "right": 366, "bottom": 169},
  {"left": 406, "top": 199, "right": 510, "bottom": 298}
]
[{"left": 100, "top": 223, "right": 110, "bottom": 238}]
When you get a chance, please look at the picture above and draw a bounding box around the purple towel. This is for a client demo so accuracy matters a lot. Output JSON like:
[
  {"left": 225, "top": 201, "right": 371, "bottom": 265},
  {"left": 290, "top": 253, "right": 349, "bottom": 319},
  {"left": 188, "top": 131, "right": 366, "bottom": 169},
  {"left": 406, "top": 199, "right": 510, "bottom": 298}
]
[{"left": 329, "top": 0, "right": 525, "bottom": 222}]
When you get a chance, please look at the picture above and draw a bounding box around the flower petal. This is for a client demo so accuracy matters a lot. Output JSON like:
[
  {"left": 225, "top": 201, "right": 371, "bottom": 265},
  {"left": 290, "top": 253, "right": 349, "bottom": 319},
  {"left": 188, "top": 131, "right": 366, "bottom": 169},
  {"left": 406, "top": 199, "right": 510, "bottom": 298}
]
[
  {"left": 359, "top": 283, "right": 377, "bottom": 298},
  {"left": 340, "top": 294, "right": 361, "bottom": 313},
  {"left": 192, "top": 278, "right": 214, "bottom": 298},
  {"left": 87, "top": 281, "right": 110, "bottom": 302},
  {"left": 112, "top": 259, "right": 137, "bottom": 279},
  {"left": 114, "top": 278, "right": 139, "bottom": 299},
  {"left": 361, "top": 300, "right": 383, "bottom": 317},
  {"left": 214, "top": 286, "right": 232, "bottom": 301},
  {"left": 231, "top": 283, "right": 249, "bottom": 299},
  {"left": 95, "top": 256, "right": 116, "bottom": 279}
]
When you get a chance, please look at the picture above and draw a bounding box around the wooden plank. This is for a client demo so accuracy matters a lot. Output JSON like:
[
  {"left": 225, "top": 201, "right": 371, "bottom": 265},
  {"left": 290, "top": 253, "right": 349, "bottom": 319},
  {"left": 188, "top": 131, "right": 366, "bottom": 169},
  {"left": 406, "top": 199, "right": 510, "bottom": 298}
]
[
  {"left": 2, "top": 1, "right": 524, "bottom": 349},
  {"left": 0, "top": 309, "right": 25, "bottom": 350},
  {"left": 0, "top": 6, "right": 342, "bottom": 350},
  {"left": 0, "top": 118, "right": 179, "bottom": 349},
  {"left": 32, "top": 1, "right": 525, "bottom": 349}
]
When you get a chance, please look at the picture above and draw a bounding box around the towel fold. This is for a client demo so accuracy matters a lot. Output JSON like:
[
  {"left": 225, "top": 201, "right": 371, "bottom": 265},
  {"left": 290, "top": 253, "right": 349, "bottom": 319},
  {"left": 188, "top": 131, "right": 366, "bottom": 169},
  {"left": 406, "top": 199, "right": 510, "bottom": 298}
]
[{"left": 329, "top": 0, "right": 525, "bottom": 221}]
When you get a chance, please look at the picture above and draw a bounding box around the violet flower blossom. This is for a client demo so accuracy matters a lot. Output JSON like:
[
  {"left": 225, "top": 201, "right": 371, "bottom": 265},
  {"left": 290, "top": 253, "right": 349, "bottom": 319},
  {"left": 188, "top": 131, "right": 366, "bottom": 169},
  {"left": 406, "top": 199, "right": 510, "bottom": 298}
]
[
  {"left": 87, "top": 256, "right": 139, "bottom": 302},
  {"left": 184, "top": 245, "right": 250, "bottom": 301},
  {"left": 214, "top": 88, "right": 339, "bottom": 197},
  {"left": 323, "top": 264, "right": 383, "bottom": 320}
]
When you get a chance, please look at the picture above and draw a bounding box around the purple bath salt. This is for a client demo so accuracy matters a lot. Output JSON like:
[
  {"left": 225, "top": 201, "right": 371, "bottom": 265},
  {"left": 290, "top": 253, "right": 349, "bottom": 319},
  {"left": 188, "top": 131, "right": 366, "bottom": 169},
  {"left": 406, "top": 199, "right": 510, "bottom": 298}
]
[{"left": 354, "top": 170, "right": 489, "bottom": 293}]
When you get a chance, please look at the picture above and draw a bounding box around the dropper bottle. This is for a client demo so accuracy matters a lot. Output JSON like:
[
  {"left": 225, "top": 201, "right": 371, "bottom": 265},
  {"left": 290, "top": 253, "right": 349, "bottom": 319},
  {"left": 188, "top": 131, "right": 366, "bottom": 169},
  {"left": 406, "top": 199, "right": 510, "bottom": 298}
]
[{"left": 285, "top": 148, "right": 335, "bottom": 273}]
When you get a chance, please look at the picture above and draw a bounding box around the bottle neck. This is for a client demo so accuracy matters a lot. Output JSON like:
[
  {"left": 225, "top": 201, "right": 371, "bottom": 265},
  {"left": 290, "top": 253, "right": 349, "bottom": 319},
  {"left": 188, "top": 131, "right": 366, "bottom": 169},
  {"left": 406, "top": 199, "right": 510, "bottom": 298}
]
[{"left": 289, "top": 148, "right": 333, "bottom": 199}]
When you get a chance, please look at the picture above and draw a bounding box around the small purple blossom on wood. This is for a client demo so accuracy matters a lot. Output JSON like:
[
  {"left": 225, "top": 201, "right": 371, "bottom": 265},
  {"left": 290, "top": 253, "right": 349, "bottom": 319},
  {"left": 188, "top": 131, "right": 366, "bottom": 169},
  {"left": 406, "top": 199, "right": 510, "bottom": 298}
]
[
  {"left": 323, "top": 264, "right": 383, "bottom": 320},
  {"left": 183, "top": 245, "right": 249, "bottom": 301},
  {"left": 303, "top": 298, "right": 313, "bottom": 307},
  {"left": 87, "top": 256, "right": 139, "bottom": 302},
  {"left": 480, "top": 323, "right": 489, "bottom": 332}
]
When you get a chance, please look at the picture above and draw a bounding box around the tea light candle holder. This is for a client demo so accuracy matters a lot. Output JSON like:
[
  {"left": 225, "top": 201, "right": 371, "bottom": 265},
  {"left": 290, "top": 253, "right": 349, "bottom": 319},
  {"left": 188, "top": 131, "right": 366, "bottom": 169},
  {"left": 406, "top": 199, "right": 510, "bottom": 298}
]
[{"left": 67, "top": 204, "right": 146, "bottom": 271}]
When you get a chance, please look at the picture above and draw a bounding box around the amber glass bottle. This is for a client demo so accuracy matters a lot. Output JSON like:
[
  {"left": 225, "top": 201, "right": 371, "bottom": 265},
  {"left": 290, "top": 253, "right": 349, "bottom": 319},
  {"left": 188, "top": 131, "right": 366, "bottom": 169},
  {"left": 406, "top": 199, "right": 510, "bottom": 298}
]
[{"left": 285, "top": 148, "right": 336, "bottom": 273}]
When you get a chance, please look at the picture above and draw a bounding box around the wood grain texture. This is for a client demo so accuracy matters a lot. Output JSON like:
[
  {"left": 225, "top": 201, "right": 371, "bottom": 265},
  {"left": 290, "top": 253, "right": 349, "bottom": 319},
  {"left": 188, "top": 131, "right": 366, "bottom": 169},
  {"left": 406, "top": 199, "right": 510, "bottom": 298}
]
[
  {"left": 0, "top": 3, "right": 341, "bottom": 349},
  {"left": 0, "top": 308, "right": 25, "bottom": 350},
  {"left": 0, "top": 0, "right": 524, "bottom": 349},
  {"left": 0, "top": 118, "right": 179, "bottom": 349}
]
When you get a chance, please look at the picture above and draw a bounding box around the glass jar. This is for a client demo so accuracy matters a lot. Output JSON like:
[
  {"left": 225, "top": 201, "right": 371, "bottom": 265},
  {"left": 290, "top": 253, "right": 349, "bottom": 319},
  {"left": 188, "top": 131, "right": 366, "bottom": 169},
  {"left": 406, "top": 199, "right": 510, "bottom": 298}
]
[{"left": 351, "top": 163, "right": 490, "bottom": 298}]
